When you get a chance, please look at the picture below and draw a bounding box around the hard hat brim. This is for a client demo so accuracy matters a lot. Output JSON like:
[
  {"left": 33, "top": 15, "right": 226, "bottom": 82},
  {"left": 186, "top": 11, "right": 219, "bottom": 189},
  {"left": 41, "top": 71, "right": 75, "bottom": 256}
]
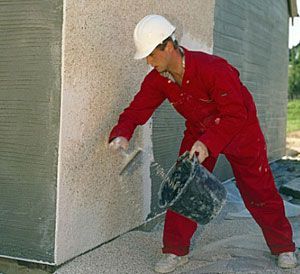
[
  {"left": 134, "top": 31, "right": 176, "bottom": 59},
  {"left": 134, "top": 46, "right": 156, "bottom": 60}
]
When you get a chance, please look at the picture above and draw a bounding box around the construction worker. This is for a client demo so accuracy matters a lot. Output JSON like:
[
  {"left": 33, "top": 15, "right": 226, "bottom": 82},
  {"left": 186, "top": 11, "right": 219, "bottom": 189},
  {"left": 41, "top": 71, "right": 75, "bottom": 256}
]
[{"left": 108, "top": 15, "right": 297, "bottom": 273}]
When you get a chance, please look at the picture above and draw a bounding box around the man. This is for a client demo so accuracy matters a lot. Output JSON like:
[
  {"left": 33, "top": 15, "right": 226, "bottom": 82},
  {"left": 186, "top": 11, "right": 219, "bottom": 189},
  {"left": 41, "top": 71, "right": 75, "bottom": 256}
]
[{"left": 109, "top": 15, "right": 297, "bottom": 273}]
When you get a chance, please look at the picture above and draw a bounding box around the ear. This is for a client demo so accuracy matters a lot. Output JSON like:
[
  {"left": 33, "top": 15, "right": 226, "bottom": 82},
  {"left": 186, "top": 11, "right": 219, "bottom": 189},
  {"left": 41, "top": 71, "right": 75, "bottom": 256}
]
[{"left": 165, "top": 41, "right": 174, "bottom": 53}]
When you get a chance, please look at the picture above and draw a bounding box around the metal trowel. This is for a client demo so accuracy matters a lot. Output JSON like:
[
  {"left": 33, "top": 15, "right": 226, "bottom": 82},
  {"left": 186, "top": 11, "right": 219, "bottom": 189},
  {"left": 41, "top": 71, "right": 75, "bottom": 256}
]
[{"left": 119, "top": 148, "right": 142, "bottom": 175}]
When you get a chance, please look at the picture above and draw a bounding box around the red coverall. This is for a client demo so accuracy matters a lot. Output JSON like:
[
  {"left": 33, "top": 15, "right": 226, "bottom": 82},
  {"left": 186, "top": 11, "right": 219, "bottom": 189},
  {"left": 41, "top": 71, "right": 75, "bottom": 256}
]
[{"left": 109, "top": 48, "right": 295, "bottom": 256}]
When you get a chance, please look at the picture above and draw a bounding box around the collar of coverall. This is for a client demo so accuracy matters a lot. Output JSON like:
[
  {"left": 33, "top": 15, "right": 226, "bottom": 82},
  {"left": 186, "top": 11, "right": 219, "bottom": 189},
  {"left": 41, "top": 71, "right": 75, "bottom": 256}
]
[{"left": 160, "top": 46, "right": 185, "bottom": 83}]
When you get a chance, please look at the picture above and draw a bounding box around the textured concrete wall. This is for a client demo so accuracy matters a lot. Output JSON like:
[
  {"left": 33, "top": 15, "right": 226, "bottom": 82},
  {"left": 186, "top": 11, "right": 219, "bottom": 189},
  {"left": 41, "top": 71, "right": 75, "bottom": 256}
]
[
  {"left": 0, "top": 0, "right": 62, "bottom": 263},
  {"left": 213, "top": 0, "right": 289, "bottom": 160},
  {"left": 56, "top": 0, "right": 215, "bottom": 264}
]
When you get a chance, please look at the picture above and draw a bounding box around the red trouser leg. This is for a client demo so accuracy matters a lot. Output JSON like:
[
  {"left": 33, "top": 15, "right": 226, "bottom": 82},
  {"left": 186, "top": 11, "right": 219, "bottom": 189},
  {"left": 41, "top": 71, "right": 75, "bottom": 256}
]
[
  {"left": 226, "top": 132, "right": 295, "bottom": 255},
  {"left": 162, "top": 134, "right": 217, "bottom": 255}
]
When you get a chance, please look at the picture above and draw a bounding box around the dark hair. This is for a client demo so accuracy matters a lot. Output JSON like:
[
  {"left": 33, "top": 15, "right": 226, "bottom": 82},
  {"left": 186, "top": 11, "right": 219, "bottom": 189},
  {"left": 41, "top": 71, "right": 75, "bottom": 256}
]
[{"left": 156, "top": 36, "right": 179, "bottom": 51}]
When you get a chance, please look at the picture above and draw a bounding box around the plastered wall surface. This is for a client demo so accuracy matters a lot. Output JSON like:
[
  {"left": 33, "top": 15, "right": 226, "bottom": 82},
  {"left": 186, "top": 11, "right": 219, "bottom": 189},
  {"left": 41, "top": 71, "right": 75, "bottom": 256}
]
[{"left": 56, "top": 0, "right": 214, "bottom": 264}]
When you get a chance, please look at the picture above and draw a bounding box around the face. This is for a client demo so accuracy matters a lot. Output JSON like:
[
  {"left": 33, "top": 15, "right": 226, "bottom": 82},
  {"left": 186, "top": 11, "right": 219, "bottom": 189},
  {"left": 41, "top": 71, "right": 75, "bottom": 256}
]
[{"left": 146, "top": 43, "right": 171, "bottom": 73}]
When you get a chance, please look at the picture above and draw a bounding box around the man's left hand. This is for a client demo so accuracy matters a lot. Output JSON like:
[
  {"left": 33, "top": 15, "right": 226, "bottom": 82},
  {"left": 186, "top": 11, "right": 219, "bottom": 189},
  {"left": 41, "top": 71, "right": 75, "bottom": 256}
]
[{"left": 189, "top": 140, "right": 209, "bottom": 163}]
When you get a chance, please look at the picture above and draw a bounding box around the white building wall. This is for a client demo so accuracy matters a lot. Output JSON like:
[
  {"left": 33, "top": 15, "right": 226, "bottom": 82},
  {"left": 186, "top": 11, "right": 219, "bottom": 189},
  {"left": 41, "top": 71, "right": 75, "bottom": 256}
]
[{"left": 55, "top": 0, "right": 215, "bottom": 264}]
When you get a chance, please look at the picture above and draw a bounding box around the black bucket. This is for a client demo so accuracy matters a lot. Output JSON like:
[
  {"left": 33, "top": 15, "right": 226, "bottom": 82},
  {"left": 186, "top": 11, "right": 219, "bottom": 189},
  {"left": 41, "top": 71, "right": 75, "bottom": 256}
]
[{"left": 158, "top": 151, "right": 227, "bottom": 224}]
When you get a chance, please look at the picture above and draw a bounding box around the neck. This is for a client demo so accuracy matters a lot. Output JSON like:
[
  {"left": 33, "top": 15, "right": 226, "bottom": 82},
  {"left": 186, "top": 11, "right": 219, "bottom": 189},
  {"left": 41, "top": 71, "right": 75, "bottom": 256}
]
[{"left": 168, "top": 48, "right": 184, "bottom": 80}]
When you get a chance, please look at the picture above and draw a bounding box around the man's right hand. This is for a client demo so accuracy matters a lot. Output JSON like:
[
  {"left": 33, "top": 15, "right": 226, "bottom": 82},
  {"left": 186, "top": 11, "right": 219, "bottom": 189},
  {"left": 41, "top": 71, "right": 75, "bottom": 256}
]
[{"left": 109, "top": 136, "right": 129, "bottom": 151}]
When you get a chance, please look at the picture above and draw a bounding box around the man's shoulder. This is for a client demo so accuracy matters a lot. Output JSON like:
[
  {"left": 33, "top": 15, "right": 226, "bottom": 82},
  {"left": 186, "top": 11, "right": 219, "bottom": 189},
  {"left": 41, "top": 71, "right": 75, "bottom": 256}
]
[
  {"left": 188, "top": 49, "right": 226, "bottom": 64},
  {"left": 187, "top": 49, "right": 211, "bottom": 58},
  {"left": 186, "top": 49, "right": 230, "bottom": 74}
]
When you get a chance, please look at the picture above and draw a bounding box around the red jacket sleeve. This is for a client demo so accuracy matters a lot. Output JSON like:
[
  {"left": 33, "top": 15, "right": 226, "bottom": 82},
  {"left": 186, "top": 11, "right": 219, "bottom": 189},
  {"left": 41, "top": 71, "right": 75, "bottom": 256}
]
[
  {"left": 198, "top": 60, "right": 248, "bottom": 157},
  {"left": 109, "top": 72, "right": 166, "bottom": 142}
]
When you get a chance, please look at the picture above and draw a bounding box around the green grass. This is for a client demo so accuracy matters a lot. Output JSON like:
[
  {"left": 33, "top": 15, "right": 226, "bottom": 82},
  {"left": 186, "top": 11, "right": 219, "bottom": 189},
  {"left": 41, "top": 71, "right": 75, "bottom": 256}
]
[{"left": 287, "top": 99, "right": 300, "bottom": 133}]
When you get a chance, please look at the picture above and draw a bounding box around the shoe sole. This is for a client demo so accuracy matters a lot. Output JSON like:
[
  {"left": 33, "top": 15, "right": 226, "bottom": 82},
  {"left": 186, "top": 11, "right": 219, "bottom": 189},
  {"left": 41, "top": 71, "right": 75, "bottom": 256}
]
[
  {"left": 154, "top": 258, "right": 189, "bottom": 273},
  {"left": 278, "top": 263, "right": 297, "bottom": 269}
]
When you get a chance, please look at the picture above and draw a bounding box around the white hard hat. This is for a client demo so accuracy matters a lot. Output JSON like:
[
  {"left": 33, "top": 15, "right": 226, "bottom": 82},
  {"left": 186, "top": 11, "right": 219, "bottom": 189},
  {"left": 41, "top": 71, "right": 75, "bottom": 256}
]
[{"left": 133, "top": 15, "right": 176, "bottom": 60}]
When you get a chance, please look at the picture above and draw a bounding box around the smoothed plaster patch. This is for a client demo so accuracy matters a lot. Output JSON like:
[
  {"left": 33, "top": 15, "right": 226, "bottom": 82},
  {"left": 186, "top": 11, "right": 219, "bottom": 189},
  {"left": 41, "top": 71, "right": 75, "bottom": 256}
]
[
  {"left": 180, "top": 31, "right": 213, "bottom": 54},
  {"left": 141, "top": 119, "right": 153, "bottom": 219}
]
